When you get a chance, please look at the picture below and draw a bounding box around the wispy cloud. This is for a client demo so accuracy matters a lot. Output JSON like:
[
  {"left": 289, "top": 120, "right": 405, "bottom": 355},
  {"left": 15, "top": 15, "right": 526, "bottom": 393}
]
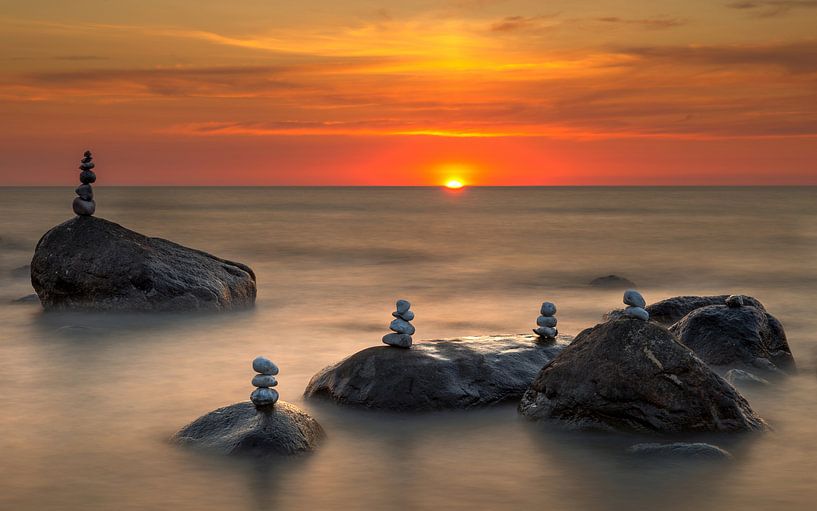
[
  {"left": 726, "top": 0, "right": 817, "bottom": 17},
  {"left": 594, "top": 17, "right": 687, "bottom": 29}
]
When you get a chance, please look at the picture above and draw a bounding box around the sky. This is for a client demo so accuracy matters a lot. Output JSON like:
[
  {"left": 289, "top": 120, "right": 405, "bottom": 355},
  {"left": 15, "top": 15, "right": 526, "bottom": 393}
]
[{"left": 1, "top": 0, "right": 816, "bottom": 185}]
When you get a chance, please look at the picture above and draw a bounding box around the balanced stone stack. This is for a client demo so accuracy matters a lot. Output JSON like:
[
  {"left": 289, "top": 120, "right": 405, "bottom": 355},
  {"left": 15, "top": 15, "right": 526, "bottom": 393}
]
[
  {"left": 250, "top": 356, "right": 279, "bottom": 407},
  {"left": 382, "top": 299, "right": 415, "bottom": 348},
  {"left": 533, "top": 301, "right": 558, "bottom": 339},
  {"left": 73, "top": 150, "right": 96, "bottom": 216},
  {"left": 623, "top": 289, "right": 649, "bottom": 320}
]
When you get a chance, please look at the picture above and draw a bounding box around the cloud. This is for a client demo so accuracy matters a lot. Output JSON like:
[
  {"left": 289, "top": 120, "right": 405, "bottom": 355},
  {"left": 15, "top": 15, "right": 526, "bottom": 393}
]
[
  {"left": 490, "top": 15, "right": 558, "bottom": 32},
  {"left": 594, "top": 17, "right": 687, "bottom": 29},
  {"left": 726, "top": 1, "right": 817, "bottom": 17}
]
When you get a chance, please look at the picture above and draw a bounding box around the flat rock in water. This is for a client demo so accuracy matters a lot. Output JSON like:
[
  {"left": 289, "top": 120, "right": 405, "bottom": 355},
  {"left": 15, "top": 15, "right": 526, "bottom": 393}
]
[
  {"left": 11, "top": 293, "right": 39, "bottom": 305},
  {"left": 646, "top": 295, "right": 765, "bottom": 326},
  {"left": 628, "top": 442, "right": 732, "bottom": 459},
  {"left": 518, "top": 319, "right": 767, "bottom": 433},
  {"left": 589, "top": 275, "right": 637, "bottom": 289},
  {"left": 670, "top": 305, "right": 795, "bottom": 374},
  {"left": 171, "top": 401, "right": 324, "bottom": 456},
  {"left": 30, "top": 216, "right": 256, "bottom": 312},
  {"left": 305, "top": 334, "right": 572, "bottom": 411},
  {"left": 725, "top": 368, "right": 770, "bottom": 387}
]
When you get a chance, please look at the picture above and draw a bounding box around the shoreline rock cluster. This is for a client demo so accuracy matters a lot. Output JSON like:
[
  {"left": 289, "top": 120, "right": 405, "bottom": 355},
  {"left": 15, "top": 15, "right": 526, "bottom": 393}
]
[
  {"left": 73, "top": 150, "right": 96, "bottom": 216},
  {"left": 382, "top": 299, "right": 415, "bottom": 348},
  {"left": 533, "top": 301, "right": 558, "bottom": 339},
  {"left": 250, "top": 356, "right": 279, "bottom": 407}
]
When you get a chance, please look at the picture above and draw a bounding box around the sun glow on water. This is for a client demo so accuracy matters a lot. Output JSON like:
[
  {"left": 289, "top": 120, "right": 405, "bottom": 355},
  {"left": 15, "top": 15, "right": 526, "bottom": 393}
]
[{"left": 445, "top": 179, "right": 464, "bottom": 189}]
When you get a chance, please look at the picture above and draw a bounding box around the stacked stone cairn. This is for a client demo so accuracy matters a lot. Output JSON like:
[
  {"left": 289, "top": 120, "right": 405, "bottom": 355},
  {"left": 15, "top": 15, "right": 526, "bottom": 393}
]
[
  {"left": 623, "top": 289, "right": 649, "bottom": 321},
  {"left": 250, "top": 356, "right": 279, "bottom": 407},
  {"left": 73, "top": 150, "right": 96, "bottom": 216},
  {"left": 382, "top": 299, "right": 415, "bottom": 348},
  {"left": 533, "top": 301, "right": 558, "bottom": 339}
]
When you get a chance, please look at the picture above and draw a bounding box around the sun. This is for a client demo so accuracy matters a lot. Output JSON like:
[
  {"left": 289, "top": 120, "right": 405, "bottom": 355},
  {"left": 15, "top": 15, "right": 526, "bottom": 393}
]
[{"left": 445, "top": 179, "right": 465, "bottom": 189}]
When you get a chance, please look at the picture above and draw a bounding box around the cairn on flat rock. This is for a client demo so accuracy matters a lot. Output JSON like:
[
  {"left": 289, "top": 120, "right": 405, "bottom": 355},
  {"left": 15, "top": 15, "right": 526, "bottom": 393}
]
[
  {"left": 623, "top": 289, "right": 649, "bottom": 320},
  {"left": 533, "top": 301, "right": 558, "bottom": 339},
  {"left": 383, "top": 299, "right": 415, "bottom": 348},
  {"left": 73, "top": 150, "right": 96, "bottom": 216},
  {"left": 250, "top": 356, "right": 279, "bottom": 407}
]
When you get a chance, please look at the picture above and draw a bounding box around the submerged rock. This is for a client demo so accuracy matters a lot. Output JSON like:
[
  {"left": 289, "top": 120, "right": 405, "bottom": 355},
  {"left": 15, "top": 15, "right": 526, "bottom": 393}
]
[
  {"left": 30, "top": 216, "right": 256, "bottom": 312},
  {"left": 171, "top": 401, "right": 324, "bottom": 456},
  {"left": 589, "top": 275, "right": 637, "bottom": 289},
  {"left": 305, "top": 334, "right": 572, "bottom": 411},
  {"left": 518, "top": 319, "right": 766, "bottom": 433},
  {"left": 628, "top": 442, "right": 732, "bottom": 459},
  {"left": 11, "top": 293, "right": 39, "bottom": 304},
  {"left": 671, "top": 305, "right": 795, "bottom": 374},
  {"left": 645, "top": 295, "right": 765, "bottom": 326},
  {"left": 725, "top": 368, "right": 771, "bottom": 387}
]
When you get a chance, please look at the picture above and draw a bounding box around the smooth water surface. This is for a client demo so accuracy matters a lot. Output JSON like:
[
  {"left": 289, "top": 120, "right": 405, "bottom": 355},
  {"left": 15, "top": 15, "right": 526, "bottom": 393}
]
[{"left": 1, "top": 187, "right": 815, "bottom": 510}]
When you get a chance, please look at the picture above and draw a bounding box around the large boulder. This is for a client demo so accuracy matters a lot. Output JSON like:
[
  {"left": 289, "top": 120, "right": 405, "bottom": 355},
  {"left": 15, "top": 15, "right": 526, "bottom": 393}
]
[
  {"left": 304, "top": 334, "right": 572, "bottom": 411},
  {"left": 518, "top": 319, "right": 766, "bottom": 433},
  {"left": 646, "top": 295, "right": 765, "bottom": 326},
  {"left": 670, "top": 305, "right": 795, "bottom": 374},
  {"left": 171, "top": 401, "right": 324, "bottom": 456},
  {"left": 31, "top": 216, "right": 256, "bottom": 312}
]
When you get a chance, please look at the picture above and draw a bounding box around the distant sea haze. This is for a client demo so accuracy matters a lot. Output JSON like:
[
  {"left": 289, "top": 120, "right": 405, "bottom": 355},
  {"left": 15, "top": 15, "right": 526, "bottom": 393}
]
[{"left": 0, "top": 186, "right": 816, "bottom": 510}]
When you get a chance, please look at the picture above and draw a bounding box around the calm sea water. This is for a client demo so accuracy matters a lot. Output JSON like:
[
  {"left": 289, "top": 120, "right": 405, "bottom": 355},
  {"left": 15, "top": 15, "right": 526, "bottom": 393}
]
[{"left": 1, "top": 187, "right": 816, "bottom": 511}]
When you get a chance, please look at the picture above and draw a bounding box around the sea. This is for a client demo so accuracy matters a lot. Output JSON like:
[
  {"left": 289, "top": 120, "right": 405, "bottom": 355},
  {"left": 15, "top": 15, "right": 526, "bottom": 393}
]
[{"left": 0, "top": 186, "right": 815, "bottom": 511}]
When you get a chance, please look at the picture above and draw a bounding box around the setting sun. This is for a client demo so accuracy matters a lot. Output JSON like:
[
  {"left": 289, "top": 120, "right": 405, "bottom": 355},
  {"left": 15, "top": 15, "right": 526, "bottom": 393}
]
[{"left": 445, "top": 179, "right": 464, "bottom": 189}]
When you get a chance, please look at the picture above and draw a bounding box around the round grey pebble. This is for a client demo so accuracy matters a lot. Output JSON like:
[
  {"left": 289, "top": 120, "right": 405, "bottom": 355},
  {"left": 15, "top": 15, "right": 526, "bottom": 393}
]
[
  {"left": 624, "top": 306, "right": 649, "bottom": 321},
  {"left": 623, "top": 289, "right": 646, "bottom": 308},
  {"left": 537, "top": 315, "right": 557, "bottom": 327},
  {"left": 534, "top": 326, "right": 558, "bottom": 338},
  {"left": 392, "top": 310, "right": 415, "bottom": 321},
  {"left": 252, "top": 356, "right": 279, "bottom": 375},
  {"left": 72, "top": 197, "right": 95, "bottom": 216},
  {"left": 251, "top": 374, "right": 278, "bottom": 388},
  {"left": 80, "top": 170, "right": 97, "bottom": 184},
  {"left": 250, "top": 387, "right": 279, "bottom": 406},
  {"left": 725, "top": 295, "right": 744, "bottom": 308},
  {"left": 396, "top": 299, "right": 411, "bottom": 314},
  {"left": 389, "top": 318, "right": 415, "bottom": 335},
  {"left": 382, "top": 332, "right": 412, "bottom": 348},
  {"left": 540, "top": 302, "right": 557, "bottom": 316}
]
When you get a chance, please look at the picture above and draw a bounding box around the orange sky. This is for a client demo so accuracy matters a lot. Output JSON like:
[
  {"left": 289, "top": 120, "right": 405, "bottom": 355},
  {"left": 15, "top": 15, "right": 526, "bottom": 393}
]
[{"left": 1, "top": 0, "right": 816, "bottom": 185}]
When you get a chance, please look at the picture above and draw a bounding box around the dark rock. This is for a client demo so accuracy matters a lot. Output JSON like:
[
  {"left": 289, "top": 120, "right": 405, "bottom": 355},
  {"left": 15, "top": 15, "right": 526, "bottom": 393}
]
[
  {"left": 72, "top": 197, "right": 96, "bottom": 216},
  {"left": 31, "top": 216, "right": 256, "bottom": 312},
  {"left": 589, "top": 275, "right": 637, "bottom": 289},
  {"left": 725, "top": 295, "right": 744, "bottom": 308},
  {"left": 645, "top": 295, "right": 765, "bottom": 326},
  {"left": 670, "top": 305, "right": 795, "bottom": 374},
  {"left": 518, "top": 319, "right": 766, "bottom": 433},
  {"left": 382, "top": 332, "right": 412, "bottom": 348},
  {"left": 172, "top": 401, "right": 324, "bottom": 456},
  {"left": 305, "top": 334, "right": 572, "bottom": 411},
  {"left": 76, "top": 184, "right": 93, "bottom": 201},
  {"left": 725, "top": 368, "right": 770, "bottom": 387},
  {"left": 79, "top": 170, "right": 96, "bottom": 184},
  {"left": 628, "top": 442, "right": 732, "bottom": 459},
  {"left": 11, "top": 293, "right": 39, "bottom": 304},
  {"left": 10, "top": 264, "right": 30, "bottom": 278}
]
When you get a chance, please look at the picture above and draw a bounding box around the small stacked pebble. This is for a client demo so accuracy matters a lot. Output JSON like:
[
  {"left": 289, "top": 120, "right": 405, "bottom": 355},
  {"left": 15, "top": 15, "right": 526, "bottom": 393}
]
[
  {"left": 533, "top": 301, "right": 558, "bottom": 339},
  {"left": 73, "top": 150, "right": 96, "bottom": 216},
  {"left": 382, "top": 299, "right": 414, "bottom": 348},
  {"left": 725, "top": 295, "right": 744, "bottom": 308},
  {"left": 250, "top": 356, "right": 279, "bottom": 407},
  {"left": 623, "top": 289, "right": 649, "bottom": 321}
]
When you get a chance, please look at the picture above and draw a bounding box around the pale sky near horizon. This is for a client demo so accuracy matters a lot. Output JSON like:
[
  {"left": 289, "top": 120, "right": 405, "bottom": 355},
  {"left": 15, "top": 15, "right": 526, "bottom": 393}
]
[{"left": 1, "top": 0, "right": 816, "bottom": 185}]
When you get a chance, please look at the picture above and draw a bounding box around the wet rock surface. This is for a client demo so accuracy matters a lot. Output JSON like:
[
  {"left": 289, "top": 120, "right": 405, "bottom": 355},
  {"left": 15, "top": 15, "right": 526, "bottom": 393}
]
[
  {"left": 172, "top": 401, "right": 324, "bottom": 456},
  {"left": 305, "top": 334, "right": 572, "bottom": 411},
  {"left": 670, "top": 305, "right": 795, "bottom": 374},
  {"left": 645, "top": 295, "right": 765, "bottom": 326},
  {"left": 31, "top": 216, "right": 256, "bottom": 312},
  {"left": 518, "top": 318, "right": 767, "bottom": 433}
]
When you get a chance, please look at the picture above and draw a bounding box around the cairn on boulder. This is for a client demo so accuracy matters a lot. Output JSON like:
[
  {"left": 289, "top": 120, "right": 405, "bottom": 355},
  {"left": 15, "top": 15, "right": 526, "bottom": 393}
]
[
  {"left": 623, "top": 289, "right": 649, "bottom": 321},
  {"left": 73, "top": 150, "right": 96, "bottom": 216},
  {"left": 533, "top": 301, "right": 558, "bottom": 339},
  {"left": 250, "top": 356, "right": 279, "bottom": 407},
  {"left": 382, "top": 299, "right": 415, "bottom": 348},
  {"left": 172, "top": 356, "right": 324, "bottom": 456}
]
